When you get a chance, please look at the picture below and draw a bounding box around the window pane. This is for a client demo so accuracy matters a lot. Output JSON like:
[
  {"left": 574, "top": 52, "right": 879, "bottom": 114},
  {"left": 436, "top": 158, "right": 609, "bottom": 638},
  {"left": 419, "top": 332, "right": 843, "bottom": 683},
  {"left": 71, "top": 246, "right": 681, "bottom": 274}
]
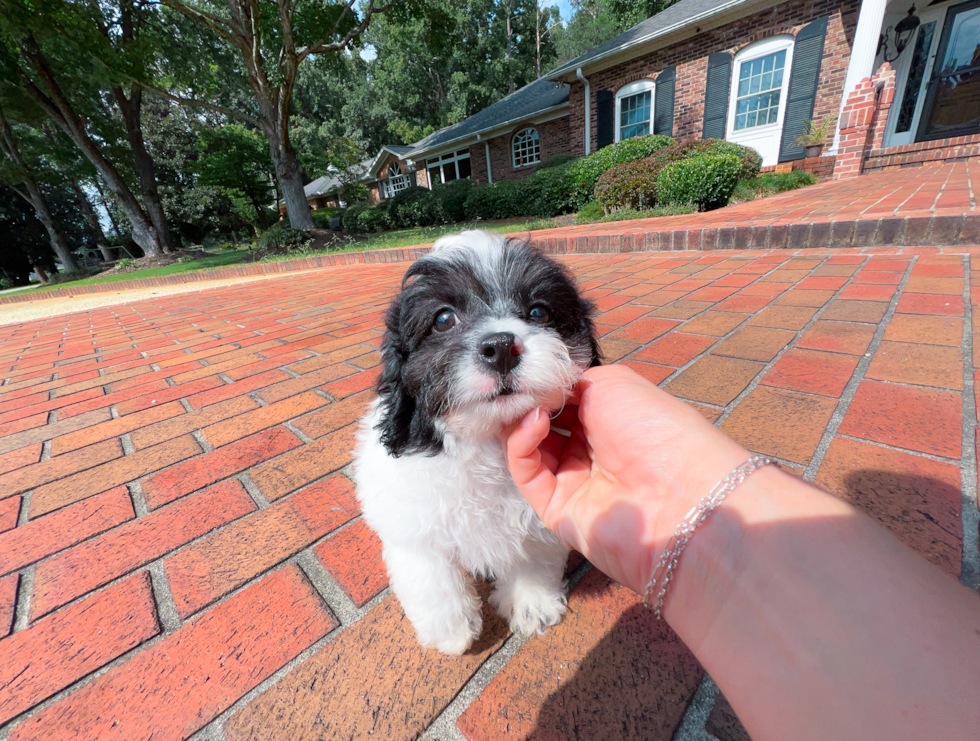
[
  {"left": 619, "top": 90, "right": 651, "bottom": 140},
  {"left": 428, "top": 167, "right": 441, "bottom": 186},
  {"left": 457, "top": 155, "right": 471, "bottom": 179},
  {"left": 733, "top": 49, "right": 786, "bottom": 130},
  {"left": 922, "top": 7, "right": 980, "bottom": 138},
  {"left": 897, "top": 21, "right": 936, "bottom": 133},
  {"left": 443, "top": 163, "right": 458, "bottom": 181}
]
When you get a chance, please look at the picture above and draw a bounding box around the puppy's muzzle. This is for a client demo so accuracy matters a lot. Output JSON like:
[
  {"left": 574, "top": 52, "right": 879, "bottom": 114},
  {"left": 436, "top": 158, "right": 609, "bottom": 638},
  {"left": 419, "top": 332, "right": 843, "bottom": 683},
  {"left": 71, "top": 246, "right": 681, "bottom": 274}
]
[{"left": 479, "top": 331, "right": 522, "bottom": 376}]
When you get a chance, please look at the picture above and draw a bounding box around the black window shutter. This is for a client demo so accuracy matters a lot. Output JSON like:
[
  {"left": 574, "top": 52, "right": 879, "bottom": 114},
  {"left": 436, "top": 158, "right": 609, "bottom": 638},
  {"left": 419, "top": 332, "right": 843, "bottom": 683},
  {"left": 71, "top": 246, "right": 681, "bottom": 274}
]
[
  {"left": 654, "top": 67, "right": 676, "bottom": 136},
  {"left": 409, "top": 171, "right": 418, "bottom": 187},
  {"left": 779, "top": 16, "right": 829, "bottom": 162},
  {"left": 702, "top": 52, "right": 732, "bottom": 140},
  {"left": 596, "top": 90, "right": 614, "bottom": 149}
]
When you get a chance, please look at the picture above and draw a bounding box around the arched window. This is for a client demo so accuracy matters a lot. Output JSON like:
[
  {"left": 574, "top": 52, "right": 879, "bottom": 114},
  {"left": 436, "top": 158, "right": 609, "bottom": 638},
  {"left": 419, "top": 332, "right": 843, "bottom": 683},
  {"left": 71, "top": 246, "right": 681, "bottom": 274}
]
[
  {"left": 615, "top": 79, "right": 656, "bottom": 142},
  {"left": 512, "top": 127, "right": 540, "bottom": 168},
  {"left": 381, "top": 160, "right": 411, "bottom": 198}
]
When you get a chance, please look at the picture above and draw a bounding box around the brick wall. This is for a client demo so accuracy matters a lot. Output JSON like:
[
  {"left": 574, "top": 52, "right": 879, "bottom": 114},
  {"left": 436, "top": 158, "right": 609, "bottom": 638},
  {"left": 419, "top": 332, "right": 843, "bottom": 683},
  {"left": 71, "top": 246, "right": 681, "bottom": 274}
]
[
  {"left": 864, "top": 134, "right": 980, "bottom": 172},
  {"left": 469, "top": 116, "right": 572, "bottom": 184},
  {"left": 833, "top": 62, "right": 896, "bottom": 179},
  {"left": 567, "top": 0, "right": 860, "bottom": 156}
]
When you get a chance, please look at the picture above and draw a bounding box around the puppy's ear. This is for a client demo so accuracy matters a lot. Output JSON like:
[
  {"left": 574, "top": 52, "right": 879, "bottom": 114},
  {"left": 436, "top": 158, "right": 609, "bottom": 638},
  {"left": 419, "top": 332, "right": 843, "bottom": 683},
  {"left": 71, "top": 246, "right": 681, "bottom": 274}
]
[
  {"left": 580, "top": 297, "right": 603, "bottom": 367},
  {"left": 375, "top": 296, "right": 442, "bottom": 457}
]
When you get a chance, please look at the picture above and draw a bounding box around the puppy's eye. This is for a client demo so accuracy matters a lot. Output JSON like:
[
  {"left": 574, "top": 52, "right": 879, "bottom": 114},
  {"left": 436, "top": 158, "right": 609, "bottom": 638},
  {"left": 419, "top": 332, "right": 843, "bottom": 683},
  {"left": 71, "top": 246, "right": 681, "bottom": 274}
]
[
  {"left": 433, "top": 309, "right": 458, "bottom": 332},
  {"left": 528, "top": 305, "right": 551, "bottom": 324}
]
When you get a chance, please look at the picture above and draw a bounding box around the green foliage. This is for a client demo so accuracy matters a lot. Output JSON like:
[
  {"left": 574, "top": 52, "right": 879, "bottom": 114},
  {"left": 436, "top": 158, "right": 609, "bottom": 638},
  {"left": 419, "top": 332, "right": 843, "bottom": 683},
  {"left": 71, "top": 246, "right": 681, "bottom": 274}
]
[
  {"left": 389, "top": 186, "right": 434, "bottom": 228},
  {"left": 731, "top": 170, "right": 818, "bottom": 203},
  {"left": 657, "top": 154, "right": 743, "bottom": 211},
  {"left": 463, "top": 180, "right": 525, "bottom": 220},
  {"left": 116, "top": 258, "right": 138, "bottom": 269},
  {"left": 343, "top": 202, "right": 371, "bottom": 232},
  {"left": 518, "top": 158, "right": 579, "bottom": 217},
  {"left": 701, "top": 140, "right": 763, "bottom": 181},
  {"left": 575, "top": 200, "right": 606, "bottom": 223},
  {"left": 257, "top": 221, "right": 312, "bottom": 251},
  {"left": 360, "top": 200, "right": 396, "bottom": 232},
  {"left": 194, "top": 124, "right": 275, "bottom": 227},
  {"left": 548, "top": 0, "right": 622, "bottom": 72},
  {"left": 429, "top": 179, "right": 474, "bottom": 224},
  {"left": 795, "top": 116, "right": 837, "bottom": 147},
  {"left": 311, "top": 207, "right": 345, "bottom": 229},
  {"left": 594, "top": 157, "right": 668, "bottom": 210},
  {"left": 580, "top": 203, "right": 697, "bottom": 224},
  {"left": 567, "top": 135, "right": 674, "bottom": 208},
  {"left": 535, "top": 154, "right": 578, "bottom": 171}
]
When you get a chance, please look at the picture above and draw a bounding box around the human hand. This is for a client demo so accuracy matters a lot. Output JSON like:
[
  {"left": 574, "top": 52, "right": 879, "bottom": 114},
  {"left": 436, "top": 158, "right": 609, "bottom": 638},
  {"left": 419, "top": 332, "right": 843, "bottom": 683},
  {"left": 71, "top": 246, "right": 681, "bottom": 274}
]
[{"left": 503, "top": 364, "right": 751, "bottom": 595}]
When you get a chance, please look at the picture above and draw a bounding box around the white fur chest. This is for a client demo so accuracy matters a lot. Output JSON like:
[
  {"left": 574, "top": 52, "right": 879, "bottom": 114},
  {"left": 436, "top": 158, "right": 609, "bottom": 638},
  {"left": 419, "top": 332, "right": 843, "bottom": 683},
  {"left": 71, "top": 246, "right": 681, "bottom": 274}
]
[{"left": 354, "top": 405, "right": 546, "bottom": 578}]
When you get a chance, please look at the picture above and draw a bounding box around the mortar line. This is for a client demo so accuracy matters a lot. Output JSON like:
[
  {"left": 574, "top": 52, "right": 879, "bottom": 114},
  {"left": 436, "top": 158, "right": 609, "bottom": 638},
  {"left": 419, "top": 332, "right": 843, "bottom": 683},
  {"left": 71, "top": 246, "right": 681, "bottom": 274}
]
[
  {"left": 420, "top": 560, "right": 594, "bottom": 741},
  {"left": 803, "top": 257, "right": 918, "bottom": 481},
  {"left": 958, "top": 256, "right": 978, "bottom": 590}
]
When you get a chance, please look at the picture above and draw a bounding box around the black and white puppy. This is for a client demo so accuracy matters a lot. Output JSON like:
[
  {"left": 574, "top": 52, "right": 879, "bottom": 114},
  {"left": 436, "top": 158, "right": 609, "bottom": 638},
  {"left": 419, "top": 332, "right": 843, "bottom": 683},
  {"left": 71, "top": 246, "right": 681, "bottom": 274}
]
[{"left": 353, "top": 230, "right": 600, "bottom": 655}]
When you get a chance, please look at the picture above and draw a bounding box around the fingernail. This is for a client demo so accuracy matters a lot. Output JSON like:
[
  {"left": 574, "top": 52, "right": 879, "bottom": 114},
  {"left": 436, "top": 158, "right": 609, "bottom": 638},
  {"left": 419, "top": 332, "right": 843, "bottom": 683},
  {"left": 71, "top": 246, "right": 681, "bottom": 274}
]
[{"left": 521, "top": 407, "right": 541, "bottom": 427}]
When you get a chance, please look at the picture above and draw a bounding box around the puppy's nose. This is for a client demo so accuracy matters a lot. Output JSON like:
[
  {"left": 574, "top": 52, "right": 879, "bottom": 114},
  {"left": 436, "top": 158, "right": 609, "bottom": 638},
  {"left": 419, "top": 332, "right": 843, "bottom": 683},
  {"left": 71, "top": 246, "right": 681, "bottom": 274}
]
[{"left": 479, "top": 332, "right": 521, "bottom": 375}]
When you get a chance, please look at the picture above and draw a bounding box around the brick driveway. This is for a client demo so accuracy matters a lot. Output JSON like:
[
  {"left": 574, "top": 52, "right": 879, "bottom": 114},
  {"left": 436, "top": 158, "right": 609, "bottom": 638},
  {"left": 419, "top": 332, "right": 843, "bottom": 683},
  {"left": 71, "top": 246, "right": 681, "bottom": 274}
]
[{"left": 0, "top": 245, "right": 975, "bottom": 741}]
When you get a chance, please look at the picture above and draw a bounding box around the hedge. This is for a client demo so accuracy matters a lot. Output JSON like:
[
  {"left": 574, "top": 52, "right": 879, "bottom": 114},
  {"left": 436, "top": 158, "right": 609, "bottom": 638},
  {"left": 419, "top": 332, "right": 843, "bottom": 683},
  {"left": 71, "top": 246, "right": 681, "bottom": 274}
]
[
  {"left": 594, "top": 139, "right": 762, "bottom": 212},
  {"left": 657, "top": 154, "right": 744, "bottom": 211},
  {"left": 430, "top": 179, "right": 475, "bottom": 224},
  {"left": 566, "top": 134, "right": 674, "bottom": 209}
]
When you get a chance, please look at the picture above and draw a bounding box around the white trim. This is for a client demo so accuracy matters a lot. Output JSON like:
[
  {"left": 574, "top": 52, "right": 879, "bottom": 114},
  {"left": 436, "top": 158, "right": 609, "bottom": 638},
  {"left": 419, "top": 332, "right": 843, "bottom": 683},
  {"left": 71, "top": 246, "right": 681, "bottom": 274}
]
[
  {"left": 576, "top": 68, "right": 591, "bottom": 155},
  {"left": 424, "top": 148, "right": 472, "bottom": 186},
  {"left": 614, "top": 79, "right": 656, "bottom": 142},
  {"left": 725, "top": 35, "right": 794, "bottom": 167}
]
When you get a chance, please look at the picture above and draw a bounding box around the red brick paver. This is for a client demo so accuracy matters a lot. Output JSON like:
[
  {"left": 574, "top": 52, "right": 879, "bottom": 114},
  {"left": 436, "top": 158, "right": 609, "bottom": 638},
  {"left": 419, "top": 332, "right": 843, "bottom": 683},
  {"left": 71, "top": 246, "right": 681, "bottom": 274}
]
[{"left": 0, "top": 243, "right": 975, "bottom": 740}]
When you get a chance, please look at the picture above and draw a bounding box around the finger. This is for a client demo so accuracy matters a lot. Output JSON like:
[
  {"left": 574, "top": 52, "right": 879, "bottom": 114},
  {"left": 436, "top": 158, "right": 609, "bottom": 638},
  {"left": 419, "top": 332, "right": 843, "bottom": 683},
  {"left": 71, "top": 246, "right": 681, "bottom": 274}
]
[
  {"left": 549, "top": 402, "right": 579, "bottom": 433},
  {"left": 505, "top": 407, "right": 561, "bottom": 518}
]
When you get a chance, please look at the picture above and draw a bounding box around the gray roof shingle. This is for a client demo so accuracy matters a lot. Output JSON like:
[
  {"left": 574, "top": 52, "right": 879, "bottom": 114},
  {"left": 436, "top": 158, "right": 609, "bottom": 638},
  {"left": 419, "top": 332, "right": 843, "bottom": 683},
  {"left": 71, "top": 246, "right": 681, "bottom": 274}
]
[
  {"left": 406, "top": 78, "right": 569, "bottom": 158},
  {"left": 304, "top": 157, "right": 373, "bottom": 199},
  {"left": 546, "top": 0, "right": 753, "bottom": 79}
]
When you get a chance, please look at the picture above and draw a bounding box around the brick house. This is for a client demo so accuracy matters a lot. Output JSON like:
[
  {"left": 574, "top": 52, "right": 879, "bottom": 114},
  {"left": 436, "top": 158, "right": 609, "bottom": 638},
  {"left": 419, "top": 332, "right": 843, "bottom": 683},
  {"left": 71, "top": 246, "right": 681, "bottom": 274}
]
[
  {"left": 544, "top": 0, "right": 980, "bottom": 177},
  {"left": 290, "top": 0, "right": 980, "bottom": 209}
]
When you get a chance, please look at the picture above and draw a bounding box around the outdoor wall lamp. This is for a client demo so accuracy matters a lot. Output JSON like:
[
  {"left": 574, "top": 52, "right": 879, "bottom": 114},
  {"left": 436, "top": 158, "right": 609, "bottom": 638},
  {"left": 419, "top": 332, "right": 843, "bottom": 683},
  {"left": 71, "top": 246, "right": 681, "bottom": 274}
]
[{"left": 878, "top": 6, "right": 922, "bottom": 63}]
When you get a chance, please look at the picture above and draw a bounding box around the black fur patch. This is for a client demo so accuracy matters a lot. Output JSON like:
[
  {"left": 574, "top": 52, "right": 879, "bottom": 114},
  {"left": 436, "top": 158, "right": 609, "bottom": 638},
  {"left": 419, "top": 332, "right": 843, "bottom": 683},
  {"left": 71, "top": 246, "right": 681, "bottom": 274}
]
[{"left": 376, "top": 238, "right": 600, "bottom": 457}]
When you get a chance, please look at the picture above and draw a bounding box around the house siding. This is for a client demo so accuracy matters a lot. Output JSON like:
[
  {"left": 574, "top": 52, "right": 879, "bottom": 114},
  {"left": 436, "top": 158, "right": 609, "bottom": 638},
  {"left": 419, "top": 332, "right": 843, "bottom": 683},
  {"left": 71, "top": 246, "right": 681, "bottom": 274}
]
[
  {"left": 567, "top": 0, "right": 860, "bottom": 157},
  {"left": 468, "top": 116, "right": 572, "bottom": 184}
]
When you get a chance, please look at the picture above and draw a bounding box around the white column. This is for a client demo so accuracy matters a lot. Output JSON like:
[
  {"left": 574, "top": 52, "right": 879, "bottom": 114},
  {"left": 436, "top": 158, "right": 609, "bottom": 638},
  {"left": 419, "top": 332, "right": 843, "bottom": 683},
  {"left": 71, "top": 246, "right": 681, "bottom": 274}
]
[
  {"left": 831, "top": 0, "right": 889, "bottom": 152},
  {"left": 485, "top": 141, "right": 493, "bottom": 183},
  {"left": 576, "top": 68, "right": 591, "bottom": 156}
]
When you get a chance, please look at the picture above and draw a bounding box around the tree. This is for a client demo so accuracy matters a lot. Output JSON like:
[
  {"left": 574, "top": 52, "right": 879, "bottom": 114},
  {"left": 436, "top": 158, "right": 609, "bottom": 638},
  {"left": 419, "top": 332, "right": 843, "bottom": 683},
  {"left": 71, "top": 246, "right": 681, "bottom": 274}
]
[
  {"left": 606, "top": 0, "right": 680, "bottom": 31},
  {"left": 195, "top": 123, "right": 275, "bottom": 227},
  {"left": 156, "top": 0, "right": 417, "bottom": 231},
  {"left": 0, "top": 0, "right": 179, "bottom": 257},
  {"left": 547, "top": 0, "right": 621, "bottom": 71},
  {"left": 0, "top": 112, "right": 78, "bottom": 271}
]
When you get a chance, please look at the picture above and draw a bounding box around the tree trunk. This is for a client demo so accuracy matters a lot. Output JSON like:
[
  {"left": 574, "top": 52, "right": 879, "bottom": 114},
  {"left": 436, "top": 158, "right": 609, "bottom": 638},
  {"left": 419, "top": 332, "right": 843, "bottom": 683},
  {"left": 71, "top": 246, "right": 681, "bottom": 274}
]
[
  {"left": 114, "top": 87, "right": 174, "bottom": 253},
  {"left": 0, "top": 115, "right": 79, "bottom": 272},
  {"left": 22, "top": 48, "right": 165, "bottom": 257},
  {"left": 268, "top": 136, "right": 313, "bottom": 231},
  {"left": 73, "top": 182, "right": 114, "bottom": 261}
]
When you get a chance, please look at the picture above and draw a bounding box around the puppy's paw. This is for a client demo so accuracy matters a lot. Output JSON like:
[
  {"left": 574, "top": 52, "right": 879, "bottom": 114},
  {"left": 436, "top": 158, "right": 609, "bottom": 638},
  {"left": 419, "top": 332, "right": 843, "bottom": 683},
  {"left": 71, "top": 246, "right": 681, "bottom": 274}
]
[
  {"left": 418, "top": 610, "right": 483, "bottom": 655},
  {"left": 491, "top": 582, "right": 567, "bottom": 636}
]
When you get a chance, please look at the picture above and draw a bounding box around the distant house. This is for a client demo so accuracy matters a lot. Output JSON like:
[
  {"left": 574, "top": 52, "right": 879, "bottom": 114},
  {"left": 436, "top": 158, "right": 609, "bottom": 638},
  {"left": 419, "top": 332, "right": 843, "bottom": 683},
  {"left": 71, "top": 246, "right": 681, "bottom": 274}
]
[
  {"left": 279, "top": 157, "right": 374, "bottom": 215},
  {"left": 288, "top": 0, "right": 980, "bottom": 212}
]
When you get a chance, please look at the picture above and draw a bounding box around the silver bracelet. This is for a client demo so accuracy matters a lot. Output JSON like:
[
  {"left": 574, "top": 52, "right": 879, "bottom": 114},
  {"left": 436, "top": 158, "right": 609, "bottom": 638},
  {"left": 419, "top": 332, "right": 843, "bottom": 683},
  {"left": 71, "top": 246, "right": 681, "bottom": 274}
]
[{"left": 643, "top": 454, "right": 776, "bottom": 620}]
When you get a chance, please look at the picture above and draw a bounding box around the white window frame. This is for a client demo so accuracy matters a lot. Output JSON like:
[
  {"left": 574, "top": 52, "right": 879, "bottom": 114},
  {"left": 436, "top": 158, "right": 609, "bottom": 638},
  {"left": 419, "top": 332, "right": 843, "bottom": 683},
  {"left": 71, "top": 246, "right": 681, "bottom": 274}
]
[
  {"left": 512, "top": 127, "right": 540, "bottom": 168},
  {"left": 425, "top": 149, "right": 471, "bottom": 187},
  {"left": 615, "top": 79, "right": 656, "bottom": 143},
  {"left": 725, "top": 36, "right": 795, "bottom": 167},
  {"left": 381, "top": 162, "right": 411, "bottom": 198}
]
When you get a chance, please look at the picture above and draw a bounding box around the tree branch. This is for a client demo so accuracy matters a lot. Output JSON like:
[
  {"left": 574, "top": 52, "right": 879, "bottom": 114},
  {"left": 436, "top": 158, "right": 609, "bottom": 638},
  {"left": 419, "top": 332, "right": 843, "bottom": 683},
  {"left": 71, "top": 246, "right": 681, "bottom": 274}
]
[
  {"left": 159, "top": 0, "right": 240, "bottom": 46},
  {"left": 296, "top": 0, "right": 390, "bottom": 62},
  {"left": 137, "top": 81, "right": 260, "bottom": 125}
]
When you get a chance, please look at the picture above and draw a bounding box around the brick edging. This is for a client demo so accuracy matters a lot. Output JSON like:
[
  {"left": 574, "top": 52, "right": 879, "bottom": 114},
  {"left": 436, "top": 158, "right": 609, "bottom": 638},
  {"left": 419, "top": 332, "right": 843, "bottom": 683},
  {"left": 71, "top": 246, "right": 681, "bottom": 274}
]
[{"left": 7, "top": 213, "right": 978, "bottom": 306}]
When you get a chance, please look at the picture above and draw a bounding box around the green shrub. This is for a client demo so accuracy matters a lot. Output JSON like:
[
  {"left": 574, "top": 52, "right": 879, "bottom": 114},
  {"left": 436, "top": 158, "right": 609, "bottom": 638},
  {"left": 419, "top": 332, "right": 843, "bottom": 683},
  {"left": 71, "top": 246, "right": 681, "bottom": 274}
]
[
  {"left": 342, "top": 202, "right": 370, "bottom": 232},
  {"left": 657, "top": 154, "right": 743, "bottom": 211},
  {"left": 702, "top": 140, "right": 762, "bottom": 180},
  {"left": 594, "top": 157, "right": 669, "bottom": 211},
  {"left": 566, "top": 134, "right": 674, "bottom": 208},
  {"left": 430, "top": 179, "right": 475, "bottom": 224},
  {"left": 730, "top": 170, "right": 818, "bottom": 203},
  {"left": 534, "top": 154, "right": 578, "bottom": 171},
  {"left": 574, "top": 201, "right": 606, "bottom": 223},
  {"left": 257, "top": 221, "right": 311, "bottom": 250},
  {"left": 388, "top": 186, "right": 434, "bottom": 228},
  {"left": 311, "top": 207, "right": 344, "bottom": 229},
  {"left": 519, "top": 158, "right": 578, "bottom": 217},
  {"left": 357, "top": 201, "right": 394, "bottom": 233},
  {"left": 463, "top": 180, "right": 524, "bottom": 220}
]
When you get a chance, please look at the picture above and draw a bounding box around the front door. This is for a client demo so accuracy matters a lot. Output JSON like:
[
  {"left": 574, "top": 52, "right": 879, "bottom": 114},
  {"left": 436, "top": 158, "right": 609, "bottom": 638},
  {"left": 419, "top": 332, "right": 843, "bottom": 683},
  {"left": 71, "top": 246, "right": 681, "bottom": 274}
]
[{"left": 916, "top": 0, "right": 980, "bottom": 141}]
